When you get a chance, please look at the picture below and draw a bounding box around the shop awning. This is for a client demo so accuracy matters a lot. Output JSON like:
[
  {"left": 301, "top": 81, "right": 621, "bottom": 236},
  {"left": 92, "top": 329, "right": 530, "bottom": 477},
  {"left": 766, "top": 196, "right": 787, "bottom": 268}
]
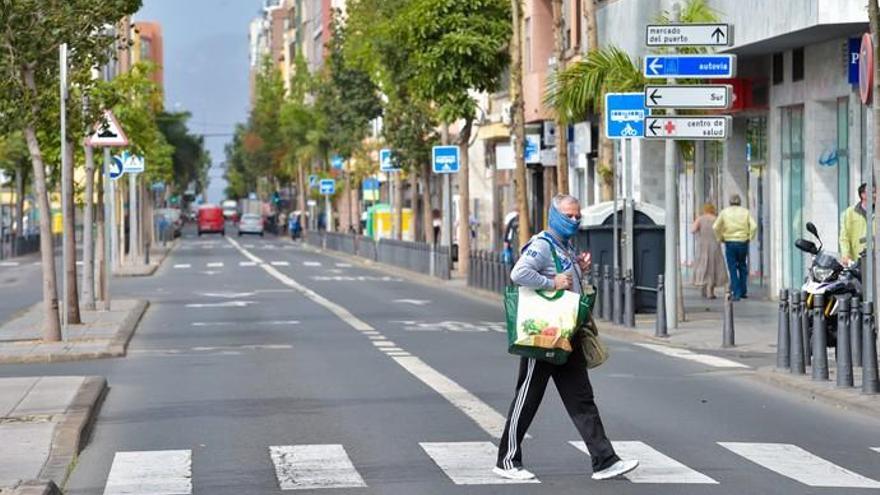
[{"left": 477, "top": 122, "right": 510, "bottom": 141}]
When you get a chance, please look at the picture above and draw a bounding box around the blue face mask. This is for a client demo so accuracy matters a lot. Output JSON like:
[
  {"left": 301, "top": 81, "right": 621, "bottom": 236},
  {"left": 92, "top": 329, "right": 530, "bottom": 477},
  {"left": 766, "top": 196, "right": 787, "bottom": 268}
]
[{"left": 548, "top": 204, "right": 579, "bottom": 240}]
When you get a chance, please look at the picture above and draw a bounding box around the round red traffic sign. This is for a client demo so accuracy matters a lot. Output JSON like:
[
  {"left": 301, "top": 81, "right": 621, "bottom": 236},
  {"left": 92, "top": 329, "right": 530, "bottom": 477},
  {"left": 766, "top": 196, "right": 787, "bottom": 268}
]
[{"left": 860, "top": 33, "right": 873, "bottom": 105}]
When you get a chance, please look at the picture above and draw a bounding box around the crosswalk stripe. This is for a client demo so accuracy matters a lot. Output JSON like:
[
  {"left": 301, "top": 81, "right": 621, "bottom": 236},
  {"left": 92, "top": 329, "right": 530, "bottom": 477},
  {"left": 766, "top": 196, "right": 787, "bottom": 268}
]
[
  {"left": 239, "top": 261, "right": 258, "bottom": 267},
  {"left": 103, "top": 450, "right": 192, "bottom": 495},
  {"left": 719, "top": 442, "right": 880, "bottom": 488},
  {"left": 0, "top": 261, "right": 20, "bottom": 267},
  {"left": 635, "top": 343, "right": 749, "bottom": 368},
  {"left": 173, "top": 264, "right": 191, "bottom": 269},
  {"left": 271, "top": 261, "right": 290, "bottom": 266},
  {"left": 421, "top": 442, "right": 539, "bottom": 485},
  {"left": 270, "top": 444, "right": 366, "bottom": 490},
  {"left": 372, "top": 341, "right": 396, "bottom": 347},
  {"left": 571, "top": 441, "right": 717, "bottom": 484},
  {"left": 303, "top": 261, "right": 322, "bottom": 267},
  {"left": 335, "top": 263, "right": 352, "bottom": 268},
  {"left": 206, "top": 262, "right": 224, "bottom": 268}
]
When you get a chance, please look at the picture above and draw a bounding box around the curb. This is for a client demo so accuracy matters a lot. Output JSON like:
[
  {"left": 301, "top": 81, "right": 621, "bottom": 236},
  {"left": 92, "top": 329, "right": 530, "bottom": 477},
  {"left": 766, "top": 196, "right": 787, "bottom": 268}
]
[
  {"left": 112, "top": 239, "right": 178, "bottom": 278},
  {"left": 37, "top": 376, "right": 108, "bottom": 488},
  {"left": 0, "top": 300, "right": 149, "bottom": 364},
  {"left": 754, "top": 367, "right": 880, "bottom": 418}
]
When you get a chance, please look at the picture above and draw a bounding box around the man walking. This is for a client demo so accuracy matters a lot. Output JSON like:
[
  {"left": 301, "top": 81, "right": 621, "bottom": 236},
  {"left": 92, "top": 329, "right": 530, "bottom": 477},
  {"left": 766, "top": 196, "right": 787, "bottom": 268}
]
[
  {"left": 494, "top": 194, "right": 639, "bottom": 481},
  {"left": 840, "top": 182, "right": 869, "bottom": 266},
  {"left": 713, "top": 194, "right": 757, "bottom": 301}
]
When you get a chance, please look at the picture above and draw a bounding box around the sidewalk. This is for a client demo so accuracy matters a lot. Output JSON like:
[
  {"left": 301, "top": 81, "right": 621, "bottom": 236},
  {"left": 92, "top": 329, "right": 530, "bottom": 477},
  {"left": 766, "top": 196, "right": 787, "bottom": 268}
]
[
  {"left": 0, "top": 299, "right": 148, "bottom": 364},
  {"left": 0, "top": 376, "right": 106, "bottom": 494},
  {"left": 113, "top": 239, "right": 177, "bottom": 277}
]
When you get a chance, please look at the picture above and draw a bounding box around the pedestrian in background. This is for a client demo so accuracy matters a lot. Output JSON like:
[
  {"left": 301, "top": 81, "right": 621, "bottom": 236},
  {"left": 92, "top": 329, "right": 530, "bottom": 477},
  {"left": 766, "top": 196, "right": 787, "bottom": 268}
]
[
  {"left": 840, "top": 182, "right": 870, "bottom": 266},
  {"left": 494, "top": 194, "right": 639, "bottom": 482},
  {"left": 713, "top": 194, "right": 757, "bottom": 301},
  {"left": 691, "top": 203, "right": 728, "bottom": 299}
]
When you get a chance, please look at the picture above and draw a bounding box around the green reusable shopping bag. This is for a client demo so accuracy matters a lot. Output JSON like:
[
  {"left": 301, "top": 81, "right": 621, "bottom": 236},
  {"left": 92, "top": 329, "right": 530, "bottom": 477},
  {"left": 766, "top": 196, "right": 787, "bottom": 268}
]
[{"left": 504, "top": 238, "right": 595, "bottom": 365}]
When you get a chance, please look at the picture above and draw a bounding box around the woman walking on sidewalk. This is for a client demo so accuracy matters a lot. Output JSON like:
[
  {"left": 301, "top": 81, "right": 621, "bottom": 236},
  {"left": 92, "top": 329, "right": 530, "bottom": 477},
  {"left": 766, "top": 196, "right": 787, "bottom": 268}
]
[
  {"left": 691, "top": 203, "right": 728, "bottom": 299},
  {"left": 493, "top": 194, "right": 639, "bottom": 481}
]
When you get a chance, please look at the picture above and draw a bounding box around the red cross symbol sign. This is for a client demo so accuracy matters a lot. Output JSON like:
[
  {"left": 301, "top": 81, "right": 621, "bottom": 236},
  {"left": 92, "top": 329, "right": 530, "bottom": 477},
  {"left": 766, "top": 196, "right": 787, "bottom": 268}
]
[{"left": 664, "top": 120, "right": 676, "bottom": 135}]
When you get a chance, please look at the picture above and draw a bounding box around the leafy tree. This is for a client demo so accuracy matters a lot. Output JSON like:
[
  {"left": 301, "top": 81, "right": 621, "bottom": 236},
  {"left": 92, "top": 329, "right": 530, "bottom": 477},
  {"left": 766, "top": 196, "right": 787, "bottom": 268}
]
[
  {"left": 0, "top": 0, "right": 142, "bottom": 341},
  {"left": 397, "top": 0, "right": 511, "bottom": 275},
  {"left": 157, "top": 111, "right": 211, "bottom": 197}
]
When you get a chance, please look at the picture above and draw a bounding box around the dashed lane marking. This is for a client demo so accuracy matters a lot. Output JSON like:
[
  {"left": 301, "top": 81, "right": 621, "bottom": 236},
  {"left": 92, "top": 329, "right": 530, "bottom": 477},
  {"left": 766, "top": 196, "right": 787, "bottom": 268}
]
[
  {"left": 303, "top": 261, "right": 322, "bottom": 267},
  {"left": 335, "top": 263, "right": 352, "bottom": 268},
  {"left": 0, "top": 261, "right": 19, "bottom": 267},
  {"left": 173, "top": 264, "right": 191, "bottom": 269},
  {"left": 271, "top": 261, "right": 290, "bottom": 266},
  {"left": 239, "top": 261, "right": 258, "bottom": 267},
  {"left": 206, "top": 262, "right": 224, "bottom": 268}
]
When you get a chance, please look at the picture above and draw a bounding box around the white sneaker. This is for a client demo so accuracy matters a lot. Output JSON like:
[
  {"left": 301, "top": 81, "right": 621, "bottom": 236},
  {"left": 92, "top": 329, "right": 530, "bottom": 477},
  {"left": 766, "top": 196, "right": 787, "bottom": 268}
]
[
  {"left": 492, "top": 466, "right": 536, "bottom": 480},
  {"left": 591, "top": 459, "right": 639, "bottom": 480}
]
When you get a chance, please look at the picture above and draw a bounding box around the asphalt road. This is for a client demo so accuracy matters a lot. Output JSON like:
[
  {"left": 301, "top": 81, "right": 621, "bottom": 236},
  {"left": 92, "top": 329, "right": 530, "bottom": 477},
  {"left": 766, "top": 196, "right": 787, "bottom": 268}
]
[{"left": 2, "top": 228, "right": 880, "bottom": 494}]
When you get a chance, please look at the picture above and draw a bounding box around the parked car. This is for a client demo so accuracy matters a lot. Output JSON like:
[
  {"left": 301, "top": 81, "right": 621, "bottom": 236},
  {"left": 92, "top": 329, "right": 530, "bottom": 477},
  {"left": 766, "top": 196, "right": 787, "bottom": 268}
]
[
  {"left": 197, "top": 204, "right": 225, "bottom": 236},
  {"left": 238, "top": 213, "right": 264, "bottom": 237}
]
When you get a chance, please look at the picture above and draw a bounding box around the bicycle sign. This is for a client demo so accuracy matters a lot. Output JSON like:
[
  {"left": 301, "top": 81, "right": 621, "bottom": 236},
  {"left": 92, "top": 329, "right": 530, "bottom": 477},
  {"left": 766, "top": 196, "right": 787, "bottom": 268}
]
[{"left": 605, "top": 92, "right": 650, "bottom": 139}]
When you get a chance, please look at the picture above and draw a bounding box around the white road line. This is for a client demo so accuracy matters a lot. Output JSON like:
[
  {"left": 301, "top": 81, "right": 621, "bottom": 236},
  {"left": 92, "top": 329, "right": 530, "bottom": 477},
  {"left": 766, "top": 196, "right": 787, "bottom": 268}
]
[
  {"left": 270, "top": 445, "right": 366, "bottom": 490},
  {"left": 872, "top": 447, "right": 880, "bottom": 454},
  {"left": 362, "top": 331, "right": 380, "bottom": 335},
  {"left": 271, "top": 261, "right": 290, "bottom": 266},
  {"left": 634, "top": 343, "right": 750, "bottom": 369},
  {"left": 384, "top": 351, "right": 412, "bottom": 357},
  {"left": 335, "top": 263, "right": 352, "bottom": 268},
  {"left": 173, "top": 264, "right": 191, "bottom": 269},
  {"left": 303, "top": 261, "right": 322, "bottom": 267},
  {"left": 719, "top": 442, "right": 880, "bottom": 488},
  {"left": 239, "top": 261, "right": 258, "bottom": 267},
  {"left": 227, "top": 236, "right": 507, "bottom": 438},
  {"left": 185, "top": 301, "right": 255, "bottom": 308},
  {"left": 571, "top": 441, "right": 717, "bottom": 484},
  {"left": 206, "top": 262, "right": 224, "bottom": 268},
  {"left": 421, "top": 442, "right": 539, "bottom": 485},
  {"left": 0, "top": 261, "right": 19, "bottom": 267},
  {"left": 372, "top": 341, "right": 396, "bottom": 347},
  {"left": 103, "top": 450, "right": 192, "bottom": 495}
]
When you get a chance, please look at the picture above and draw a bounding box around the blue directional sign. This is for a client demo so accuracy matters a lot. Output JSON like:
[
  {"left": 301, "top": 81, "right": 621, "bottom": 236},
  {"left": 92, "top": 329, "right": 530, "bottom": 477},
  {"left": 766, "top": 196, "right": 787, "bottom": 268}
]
[
  {"left": 379, "top": 148, "right": 399, "bottom": 172},
  {"left": 319, "top": 178, "right": 336, "bottom": 195},
  {"left": 643, "top": 54, "right": 736, "bottom": 78},
  {"left": 432, "top": 145, "right": 460, "bottom": 174},
  {"left": 605, "top": 92, "right": 649, "bottom": 139},
  {"left": 308, "top": 174, "right": 318, "bottom": 189},
  {"left": 108, "top": 154, "right": 124, "bottom": 180},
  {"left": 331, "top": 155, "right": 344, "bottom": 170}
]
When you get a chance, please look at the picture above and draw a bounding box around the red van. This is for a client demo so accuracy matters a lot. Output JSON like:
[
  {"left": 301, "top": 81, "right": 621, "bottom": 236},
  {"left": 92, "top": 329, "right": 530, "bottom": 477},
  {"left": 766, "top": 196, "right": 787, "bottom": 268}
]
[{"left": 197, "top": 205, "right": 225, "bottom": 236}]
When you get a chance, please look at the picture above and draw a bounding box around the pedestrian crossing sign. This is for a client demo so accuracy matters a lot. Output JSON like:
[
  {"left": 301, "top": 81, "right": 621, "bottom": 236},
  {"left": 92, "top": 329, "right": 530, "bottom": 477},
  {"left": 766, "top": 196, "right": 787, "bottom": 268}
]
[{"left": 87, "top": 110, "right": 129, "bottom": 147}]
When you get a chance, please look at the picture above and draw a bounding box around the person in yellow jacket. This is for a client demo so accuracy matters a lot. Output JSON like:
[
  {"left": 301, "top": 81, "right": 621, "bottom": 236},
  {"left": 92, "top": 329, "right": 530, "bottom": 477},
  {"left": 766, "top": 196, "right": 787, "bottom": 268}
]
[
  {"left": 839, "top": 182, "right": 870, "bottom": 265},
  {"left": 712, "top": 194, "right": 757, "bottom": 300}
]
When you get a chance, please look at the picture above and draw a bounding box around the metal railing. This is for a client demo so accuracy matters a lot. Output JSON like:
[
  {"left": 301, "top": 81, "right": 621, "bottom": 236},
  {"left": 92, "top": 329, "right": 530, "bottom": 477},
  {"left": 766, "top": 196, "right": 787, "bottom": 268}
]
[
  {"left": 467, "top": 250, "right": 512, "bottom": 294},
  {"left": 0, "top": 233, "right": 41, "bottom": 260},
  {"left": 324, "top": 231, "right": 357, "bottom": 255}
]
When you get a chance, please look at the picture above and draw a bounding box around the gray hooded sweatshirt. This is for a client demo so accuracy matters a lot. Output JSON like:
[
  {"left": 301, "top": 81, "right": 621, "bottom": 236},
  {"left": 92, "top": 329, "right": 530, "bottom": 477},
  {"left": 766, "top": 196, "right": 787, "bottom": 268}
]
[{"left": 510, "top": 230, "right": 587, "bottom": 295}]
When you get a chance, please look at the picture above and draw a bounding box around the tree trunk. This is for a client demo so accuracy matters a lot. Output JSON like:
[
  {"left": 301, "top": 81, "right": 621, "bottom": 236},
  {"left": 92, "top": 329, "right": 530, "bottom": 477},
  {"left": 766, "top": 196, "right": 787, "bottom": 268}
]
[
  {"left": 552, "top": 0, "right": 569, "bottom": 194},
  {"left": 409, "top": 170, "right": 419, "bottom": 241},
  {"left": 63, "top": 141, "right": 81, "bottom": 323},
  {"left": 392, "top": 172, "right": 403, "bottom": 240},
  {"left": 22, "top": 120, "right": 61, "bottom": 340},
  {"left": 14, "top": 166, "right": 24, "bottom": 249},
  {"left": 422, "top": 160, "right": 434, "bottom": 243},
  {"left": 511, "top": 0, "right": 532, "bottom": 248},
  {"left": 96, "top": 163, "right": 107, "bottom": 307},
  {"left": 297, "top": 165, "right": 308, "bottom": 231},
  {"left": 82, "top": 145, "right": 96, "bottom": 311},
  {"left": 458, "top": 119, "right": 474, "bottom": 277},
  {"left": 584, "top": 0, "right": 599, "bottom": 50}
]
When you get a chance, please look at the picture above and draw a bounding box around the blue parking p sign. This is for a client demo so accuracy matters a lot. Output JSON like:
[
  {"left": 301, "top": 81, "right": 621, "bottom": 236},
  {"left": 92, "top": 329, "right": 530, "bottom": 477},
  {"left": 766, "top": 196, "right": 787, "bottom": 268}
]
[
  {"left": 605, "top": 93, "right": 649, "bottom": 139},
  {"left": 319, "top": 179, "right": 335, "bottom": 195},
  {"left": 379, "top": 148, "right": 399, "bottom": 172},
  {"left": 432, "top": 145, "right": 460, "bottom": 174}
]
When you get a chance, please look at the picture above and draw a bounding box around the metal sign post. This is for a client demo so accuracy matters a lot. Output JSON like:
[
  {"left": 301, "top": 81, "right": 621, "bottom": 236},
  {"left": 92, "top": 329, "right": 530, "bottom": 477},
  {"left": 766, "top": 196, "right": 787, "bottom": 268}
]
[{"left": 60, "top": 43, "right": 68, "bottom": 330}]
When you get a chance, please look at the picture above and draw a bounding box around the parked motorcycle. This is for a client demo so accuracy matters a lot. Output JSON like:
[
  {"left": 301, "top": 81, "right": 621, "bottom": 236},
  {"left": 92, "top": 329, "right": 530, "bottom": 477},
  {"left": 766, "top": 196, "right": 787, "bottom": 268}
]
[{"left": 794, "top": 222, "right": 862, "bottom": 347}]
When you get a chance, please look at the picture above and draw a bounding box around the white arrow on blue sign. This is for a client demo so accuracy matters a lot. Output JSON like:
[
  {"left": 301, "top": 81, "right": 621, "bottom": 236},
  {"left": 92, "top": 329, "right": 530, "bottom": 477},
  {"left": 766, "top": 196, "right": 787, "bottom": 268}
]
[
  {"left": 643, "top": 54, "right": 736, "bottom": 78},
  {"left": 331, "top": 155, "right": 344, "bottom": 170},
  {"left": 605, "top": 92, "right": 650, "bottom": 139},
  {"left": 108, "top": 154, "right": 124, "bottom": 180},
  {"left": 379, "top": 148, "right": 399, "bottom": 172},
  {"left": 308, "top": 174, "right": 318, "bottom": 188},
  {"left": 319, "top": 178, "right": 336, "bottom": 195},
  {"left": 432, "top": 145, "right": 460, "bottom": 174}
]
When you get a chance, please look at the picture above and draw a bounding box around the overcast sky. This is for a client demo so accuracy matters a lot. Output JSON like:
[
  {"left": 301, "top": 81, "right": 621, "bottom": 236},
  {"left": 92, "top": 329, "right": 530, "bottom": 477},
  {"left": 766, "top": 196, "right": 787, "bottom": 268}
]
[{"left": 135, "top": 0, "right": 262, "bottom": 203}]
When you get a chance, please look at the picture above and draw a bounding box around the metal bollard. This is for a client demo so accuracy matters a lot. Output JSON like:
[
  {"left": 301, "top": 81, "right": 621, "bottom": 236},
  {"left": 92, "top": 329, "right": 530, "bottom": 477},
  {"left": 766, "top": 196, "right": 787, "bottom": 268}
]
[
  {"left": 836, "top": 296, "right": 853, "bottom": 387},
  {"left": 850, "top": 295, "right": 863, "bottom": 368},
  {"left": 613, "top": 266, "right": 624, "bottom": 325},
  {"left": 601, "top": 265, "right": 612, "bottom": 321},
  {"left": 624, "top": 269, "right": 635, "bottom": 328},
  {"left": 790, "top": 291, "right": 805, "bottom": 375},
  {"left": 655, "top": 274, "right": 668, "bottom": 338},
  {"left": 863, "top": 301, "right": 879, "bottom": 394},
  {"left": 811, "top": 293, "right": 829, "bottom": 381},
  {"left": 591, "top": 265, "right": 601, "bottom": 310},
  {"left": 802, "top": 292, "right": 812, "bottom": 365},
  {"left": 777, "top": 289, "right": 790, "bottom": 369},
  {"left": 722, "top": 290, "right": 735, "bottom": 348}
]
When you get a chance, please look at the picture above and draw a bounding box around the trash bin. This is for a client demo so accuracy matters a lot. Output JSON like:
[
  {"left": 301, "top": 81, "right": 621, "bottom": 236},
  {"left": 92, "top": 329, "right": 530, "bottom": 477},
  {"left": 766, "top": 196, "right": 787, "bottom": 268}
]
[{"left": 576, "top": 201, "right": 665, "bottom": 313}]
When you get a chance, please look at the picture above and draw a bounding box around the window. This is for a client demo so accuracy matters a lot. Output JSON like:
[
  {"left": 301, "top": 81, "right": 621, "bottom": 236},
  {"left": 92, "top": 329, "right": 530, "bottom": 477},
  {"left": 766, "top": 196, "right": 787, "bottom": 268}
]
[
  {"left": 792, "top": 47, "right": 804, "bottom": 82},
  {"left": 772, "top": 52, "right": 784, "bottom": 85}
]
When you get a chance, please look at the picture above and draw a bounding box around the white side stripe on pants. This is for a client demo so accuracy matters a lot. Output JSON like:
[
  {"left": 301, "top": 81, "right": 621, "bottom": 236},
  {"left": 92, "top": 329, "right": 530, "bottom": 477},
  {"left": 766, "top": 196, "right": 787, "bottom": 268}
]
[
  {"left": 103, "top": 450, "right": 192, "bottom": 495},
  {"left": 503, "top": 358, "right": 535, "bottom": 470},
  {"left": 421, "top": 442, "right": 540, "bottom": 485},
  {"left": 572, "top": 441, "right": 717, "bottom": 484},
  {"left": 719, "top": 442, "right": 880, "bottom": 488},
  {"left": 270, "top": 444, "right": 366, "bottom": 490}
]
